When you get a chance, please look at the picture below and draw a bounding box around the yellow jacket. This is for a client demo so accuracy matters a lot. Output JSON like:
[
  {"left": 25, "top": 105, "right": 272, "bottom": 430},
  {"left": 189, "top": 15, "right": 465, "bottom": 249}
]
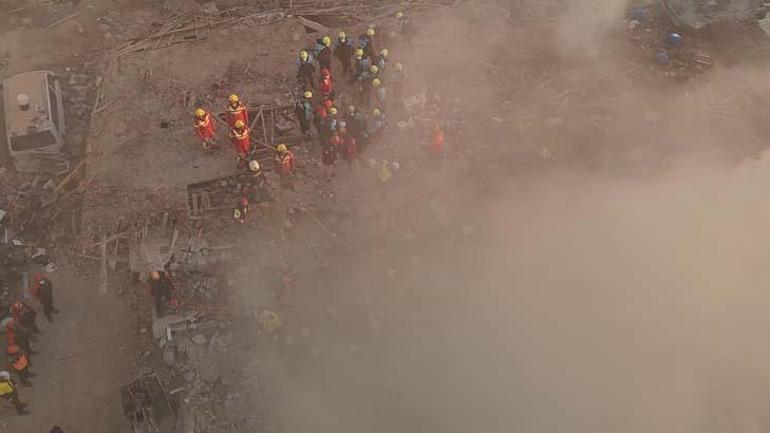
[{"left": 0, "top": 381, "right": 15, "bottom": 396}]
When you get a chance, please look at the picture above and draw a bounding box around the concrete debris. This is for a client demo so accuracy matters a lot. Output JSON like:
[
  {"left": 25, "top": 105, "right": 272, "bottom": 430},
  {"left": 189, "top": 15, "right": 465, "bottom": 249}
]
[{"left": 192, "top": 333, "right": 207, "bottom": 345}]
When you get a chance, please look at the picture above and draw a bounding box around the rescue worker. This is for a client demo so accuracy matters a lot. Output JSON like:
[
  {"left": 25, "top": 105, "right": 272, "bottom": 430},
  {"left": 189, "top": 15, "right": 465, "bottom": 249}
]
[
  {"left": 396, "top": 11, "right": 417, "bottom": 48},
  {"left": 314, "top": 98, "right": 333, "bottom": 143},
  {"left": 321, "top": 132, "right": 337, "bottom": 170},
  {"left": 296, "top": 90, "right": 314, "bottom": 138},
  {"left": 4, "top": 318, "right": 35, "bottom": 356},
  {"left": 225, "top": 94, "right": 248, "bottom": 128},
  {"left": 193, "top": 108, "right": 218, "bottom": 150},
  {"left": 368, "top": 107, "right": 387, "bottom": 136},
  {"left": 148, "top": 270, "right": 176, "bottom": 317},
  {"left": 296, "top": 50, "right": 315, "bottom": 90},
  {"left": 389, "top": 61, "right": 406, "bottom": 102},
  {"left": 327, "top": 106, "right": 340, "bottom": 135},
  {"left": 6, "top": 345, "right": 35, "bottom": 387},
  {"left": 248, "top": 160, "right": 270, "bottom": 202},
  {"left": 333, "top": 31, "right": 354, "bottom": 76},
  {"left": 372, "top": 77, "right": 387, "bottom": 105},
  {"left": 0, "top": 371, "right": 28, "bottom": 415},
  {"left": 375, "top": 48, "right": 389, "bottom": 73},
  {"left": 345, "top": 104, "right": 365, "bottom": 140},
  {"left": 275, "top": 144, "right": 295, "bottom": 177},
  {"left": 359, "top": 26, "right": 376, "bottom": 60},
  {"left": 351, "top": 48, "right": 370, "bottom": 84},
  {"left": 315, "top": 36, "right": 333, "bottom": 72},
  {"left": 32, "top": 273, "right": 58, "bottom": 322},
  {"left": 11, "top": 301, "right": 39, "bottom": 334},
  {"left": 229, "top": 120, "right": 251, "bottom": 166},
  {"left": 431, "top": 122, "right": 445, "bottom": 156},
  {"left": 339, "top": 121, "right": 359, "bottom": 167},
  {"left": 233, "top": 197, "right": 249, "bottom": 224},
  {"left": 319, "top": 68, "right": 334, "bottom": 101}
]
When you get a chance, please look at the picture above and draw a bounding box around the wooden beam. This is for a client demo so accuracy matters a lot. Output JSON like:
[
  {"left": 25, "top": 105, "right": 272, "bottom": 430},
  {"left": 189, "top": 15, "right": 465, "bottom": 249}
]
[{"left": 296, "top": 15, "right": 330, "bottom": 33}]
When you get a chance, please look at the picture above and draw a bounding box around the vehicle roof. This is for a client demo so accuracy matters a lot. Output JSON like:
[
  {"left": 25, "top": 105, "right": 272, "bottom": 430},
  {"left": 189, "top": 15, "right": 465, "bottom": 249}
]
[{"left": 3, "top": 71, "right": 54, "bottom": 138}]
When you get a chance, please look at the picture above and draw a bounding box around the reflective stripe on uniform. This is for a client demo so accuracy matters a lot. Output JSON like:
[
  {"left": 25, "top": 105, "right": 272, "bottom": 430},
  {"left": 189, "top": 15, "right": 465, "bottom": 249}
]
[{"left": 0, "top": 381, "right": 14, "bottom": 396}]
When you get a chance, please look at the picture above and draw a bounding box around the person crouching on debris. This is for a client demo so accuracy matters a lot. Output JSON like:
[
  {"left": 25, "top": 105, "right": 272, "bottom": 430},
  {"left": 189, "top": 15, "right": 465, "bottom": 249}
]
[
  {"left": 225, "top": 94, "right": 248, "bottom": 128},
  {"left": 233, "top": 197, "right": 249, "bottom": 224},
  {"left": 11, "top": 301, "right": 39, "bottom": 334},
  {"left": 32, "top": 273, "right": 58, "bottom": 323},
  {"left": 148, "top": 270, "right": 176, "bottom": 317},
  {"left": 334, "top": 31, "right": 354, "bottom": 77},
  {"left": 6, "top": 345, "right": 35, "bottom": 387},
  {"left": 319, "top": 68, "right": 334, "bottom": 101},
  {"left": 0, "top": 371, "right": 28, "bottom": 415},
  {"left": 229, "top": 120, "right": 251, "bottom": 168},
  {"left": 193, "top": 108, "right": 218, "bottom": 150},
  {"left": 315, "top": 36, "right": 333, "bottom": 72},
  {"left": 297, "top": 91, "right": 314, "bottom": 139},
  {"left": 4, "top": 318, "right": 36, "bottom": 357},
  {"left": 296, "top": 50, "right": 315, "bottom": 90}
]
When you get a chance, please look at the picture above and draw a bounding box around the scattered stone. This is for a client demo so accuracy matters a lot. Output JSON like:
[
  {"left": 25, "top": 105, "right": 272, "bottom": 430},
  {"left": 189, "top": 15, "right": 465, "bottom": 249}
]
[
  {"left": 184, "top": 371, "right": 196, "bottom": 382},
  {"left": 192, "top": 334, "right": 207, "bottom": 345}
]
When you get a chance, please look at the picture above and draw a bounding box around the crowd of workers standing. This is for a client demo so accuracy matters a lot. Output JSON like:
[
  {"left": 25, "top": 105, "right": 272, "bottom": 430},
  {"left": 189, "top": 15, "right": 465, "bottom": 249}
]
[
  {"left": 1, "top": 273, "right": 60, "bottom": 424},
  {"left": 191, "top": 10, "right": 423, "bottom": 216}
]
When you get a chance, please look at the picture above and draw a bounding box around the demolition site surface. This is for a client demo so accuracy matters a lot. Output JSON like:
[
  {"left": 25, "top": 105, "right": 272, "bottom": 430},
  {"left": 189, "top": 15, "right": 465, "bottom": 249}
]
[{"left": 4, "top": 0, "right": 770, "bottom": 432}]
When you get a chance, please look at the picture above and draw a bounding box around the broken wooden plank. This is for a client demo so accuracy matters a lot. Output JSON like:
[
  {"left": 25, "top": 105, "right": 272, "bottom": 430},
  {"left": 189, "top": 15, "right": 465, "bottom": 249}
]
[
  {"left": 55, "top": 159, "right": 86, "bottom": 192},
  {"left": 45, "top": 9, "right": 85, "bottom": 29},
  {"left": 296, "top": 15, "right": 331, "bottom": 33},
  {"left": 99, "top": 232, "right": 108, "bottom": 295}
]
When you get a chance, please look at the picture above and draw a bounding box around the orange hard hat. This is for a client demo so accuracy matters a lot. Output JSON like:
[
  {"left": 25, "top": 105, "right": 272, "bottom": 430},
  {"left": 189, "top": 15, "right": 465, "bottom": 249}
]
[{"left": 7, "top": 345, "right": 21, "bottom": 356}]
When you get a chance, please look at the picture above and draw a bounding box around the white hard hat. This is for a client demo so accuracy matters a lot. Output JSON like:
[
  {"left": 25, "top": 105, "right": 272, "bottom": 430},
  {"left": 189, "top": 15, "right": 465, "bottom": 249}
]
[
  {"left": 248, "top": 160, "right": 260, "bottom": 172},
  {"left": 0, "top": 371, "right": 10, "bottom": 380}
]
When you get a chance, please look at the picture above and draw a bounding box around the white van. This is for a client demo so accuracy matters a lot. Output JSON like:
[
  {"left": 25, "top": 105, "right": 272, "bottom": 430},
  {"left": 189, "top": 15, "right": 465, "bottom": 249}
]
[{"left": 3, "top": 71, "right": 69, "bottom": 174}]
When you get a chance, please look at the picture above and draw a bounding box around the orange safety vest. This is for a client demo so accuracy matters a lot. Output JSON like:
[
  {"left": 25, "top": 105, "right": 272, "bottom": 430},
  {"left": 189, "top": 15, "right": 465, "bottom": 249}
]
[
  {"left": 194, "top": 114, "right": 215, "bottom": 140},
  {"left": 9, "top": 353, "right": 27, "bottom": 371},
  {"left": 229, "top": 127, "right": 251, "bottom": 155},
  {"left": 226, "top": 103, "right": 248, "bottom": 127}
]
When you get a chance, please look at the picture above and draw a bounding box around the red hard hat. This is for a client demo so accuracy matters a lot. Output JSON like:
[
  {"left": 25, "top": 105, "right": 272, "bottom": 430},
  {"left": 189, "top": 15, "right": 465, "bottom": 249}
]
[
  {"left": 320, "top": 68, "right": 331, "bottom": 77},
  {"left": 7, "top": 345, "right": 20, "bottom": 355},
  {"left": 239, "top": 197, "right": 249, "bottom": 207},
  {"left": 323, "top": 99, "right": 334, "bottom": 109},
  {"left": 11, "top": 302, "right": 23, "bottom": 314}
]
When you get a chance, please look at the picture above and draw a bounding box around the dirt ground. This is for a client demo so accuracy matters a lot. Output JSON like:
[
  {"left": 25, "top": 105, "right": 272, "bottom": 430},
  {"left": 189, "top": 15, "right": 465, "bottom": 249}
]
[{"left": 4, "top": 0, "right": 770, "bottom": 431}]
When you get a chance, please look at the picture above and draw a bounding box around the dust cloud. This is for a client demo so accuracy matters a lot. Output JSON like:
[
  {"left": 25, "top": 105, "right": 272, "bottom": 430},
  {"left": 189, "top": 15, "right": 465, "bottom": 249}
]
[
  {"left": 557, "top": 0, "right": 628, "bottom": 57},
  {"left": 254, "top": 4, "right": 770, "bottom": 433}
]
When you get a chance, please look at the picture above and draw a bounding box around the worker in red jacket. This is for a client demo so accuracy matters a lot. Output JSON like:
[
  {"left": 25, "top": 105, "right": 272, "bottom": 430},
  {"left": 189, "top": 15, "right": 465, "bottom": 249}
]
[
  {"left": 193, "top": 108, "right": 217, "bottom": 150},
  {"left": 10, "top": 301, "right": 38, "bottom": 334},
  {"left": 431, "top": 122, "right": 445, "bottom": 156},
  {"left": 32, "top": 273, "right": 58, "bottom": 322},
  {"left": 226, "top": 94, "right": 248, "bottom": 128},
  {"left": 6, "top": 345, "right": 35, "bottom": 387},
  {"left": 3, "top": 319, "right": 35, "bottom": 357},
  {"left": 229, "top": 120, "right": 251, "bottom": 167},
  {"left": 319, "top": 68, "right": 334, "bottom": 101},
  {"left": 147, "top": 270, "right": 177, "bottom": 317}
]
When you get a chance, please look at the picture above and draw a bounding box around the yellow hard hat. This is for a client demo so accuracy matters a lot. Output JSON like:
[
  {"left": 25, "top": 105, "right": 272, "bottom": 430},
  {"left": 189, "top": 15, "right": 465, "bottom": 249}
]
[
  {"left": 228, "top": 94, "right": 239, "bottom": 103},
  {"left": 329, "top": 107, "right": 337, "bottom": 115},
  {"left": 396, "top": 11, "right": 404, "bottom": 19},
  {"left": 355, "top": 48, "right": 364, "bottom": 57},
  {"left": 276, "top": 144, "right": 288, "bottom": 153},
  {"left": 303, "top": 90, "right": 313, "bottom": 99},
  {"left": 380, "top": 48, "right": 388, "bottom": 58},
  {"left": 366, "top": 27, "right": 375, "bottom": 37},
  {"left": 370, "top": 65, "right": 379, "bottom": 74},
  {"left": 372, "top": 78, "right": 381, "bottom": 87},
  {"left": 373, "top": 108, "right": 381, "bottom": 116},
  {"left": 235, "top": 120, "right": 245, "bottom": 129},
  {"left": 300, "top": 50, "right": 309, "bottom": 61},
  {"left": 338, "top": 31, "right": 346, "bottom": 39},
  {"left": 194, "top": 108, "right": 206, "bottom": 118},
  {"left": 322, "top": 36, "right": 331, "bottom": 47},
  {"left": 395, "top": 61, "right": 403, "bottom": 71}
]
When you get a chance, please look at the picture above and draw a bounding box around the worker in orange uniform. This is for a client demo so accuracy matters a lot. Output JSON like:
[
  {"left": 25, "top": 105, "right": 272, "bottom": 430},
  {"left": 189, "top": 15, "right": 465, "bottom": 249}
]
[
  {"left": 229, "top": 120, "right": 251, "bottom": 167},
  {"left": 193, "top": 108, "right": 218, "bottom": 150},
  {"left": 11, "top": 301, "right": 39, "bottom": 334},
  {"left": 431, "top": 122, "right": 445, "bottom": 156},
  {"left": 226, "top": 94, "right": 248, "bottom": 128},
  {"left": 0, "top": 371, "right": 28, "bottom": 415},
  {"left": 4, "top": 318, "right": 35, "bottom": 356},
  {"left": 6, "top": 346, "right": 35, "bottom": 387},
  {"left": 275, "top": 144, "right": 295, "bottom": 176},
  {"left": 233, "top": 197, "right": 249, "bottom": 224}
]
